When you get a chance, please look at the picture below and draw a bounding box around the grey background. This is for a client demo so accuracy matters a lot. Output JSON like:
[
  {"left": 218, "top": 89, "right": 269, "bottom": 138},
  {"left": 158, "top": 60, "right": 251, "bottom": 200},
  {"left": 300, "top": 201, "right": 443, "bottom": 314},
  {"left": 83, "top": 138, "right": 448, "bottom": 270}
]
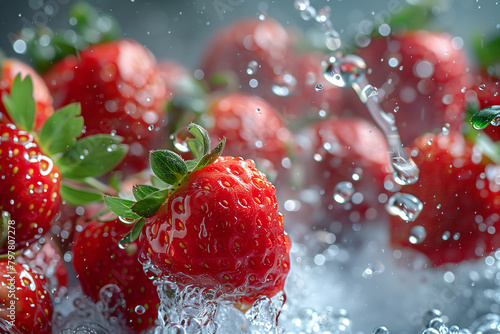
[{"left": 0, "top": 0, "right": 499, "bottom": 70}]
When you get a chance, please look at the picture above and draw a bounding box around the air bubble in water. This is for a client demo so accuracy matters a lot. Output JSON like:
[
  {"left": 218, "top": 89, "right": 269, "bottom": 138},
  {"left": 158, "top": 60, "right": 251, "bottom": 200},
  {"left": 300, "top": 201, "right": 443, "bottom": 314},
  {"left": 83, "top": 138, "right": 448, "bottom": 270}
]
[
  {"left": 409, "top": 225, "right": 427, "bottom": 244},
  {"left": 333, "top": 181, "right": 355, "bottom": 204},
  {"left": 386, "top": 192, "right": 423, "bottom": 222},
  {"left": 247, "top": 60, "right": 259, "bottom": 75},
  {"left": 315, "top": 83, "right": 324, "bottom": 92},
  {"left": 442, "top": 123, "right": 450, "bottom": 135}
]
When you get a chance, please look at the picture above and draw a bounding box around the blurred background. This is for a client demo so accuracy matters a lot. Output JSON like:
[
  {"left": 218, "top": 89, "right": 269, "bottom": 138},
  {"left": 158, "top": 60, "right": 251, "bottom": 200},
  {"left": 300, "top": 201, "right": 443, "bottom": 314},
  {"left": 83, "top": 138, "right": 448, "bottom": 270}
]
[{"left": 0, "top": 0, "right": 499, "bottom": 69}]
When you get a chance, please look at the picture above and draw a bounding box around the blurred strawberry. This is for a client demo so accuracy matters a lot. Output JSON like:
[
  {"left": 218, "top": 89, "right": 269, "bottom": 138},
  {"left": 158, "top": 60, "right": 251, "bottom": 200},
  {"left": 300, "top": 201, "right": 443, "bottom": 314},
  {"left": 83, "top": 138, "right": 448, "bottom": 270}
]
[
  {"left": 346, "top": 31, "right": 474, "bottom": 145},
  {"left": 43, "top": 39, "right": 168, "bottom": 175},
  {"left": 0, "top": 58, "right": 53, "bottom": 130},
  {"left": 389, "top": 131, "right": 500, "bottom": 266},
  {"left": 294, "top": 117, "right": 391, "bottom": 230}
]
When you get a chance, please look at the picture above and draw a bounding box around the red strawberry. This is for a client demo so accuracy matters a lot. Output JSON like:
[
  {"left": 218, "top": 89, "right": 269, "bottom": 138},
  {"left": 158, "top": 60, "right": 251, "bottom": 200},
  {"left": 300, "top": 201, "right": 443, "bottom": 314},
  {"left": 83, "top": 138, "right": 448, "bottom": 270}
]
[
  {"left": 346, "top": 31, "right": 474, "bottom": 145},
  {"left": 296, "top": 117, "right": 391, "bottom": 229},
  {"left": 0, "top": 260, "right": 53, "bottom": 333},
  {"left": 43, "top": 39, "right": 168, "bottom": 175},
  {"left": 0, "top": 59, "right": 53, "bottom": 130},
  {"left": 105, "top": 124, "right": 291, "bottom": 310},
  {"left": 72, "top": 218, "right": 159, "bottom": 332},
  {"left": 0, "top": 123, "right": 61, "bottom": 253},
  {"left": 200, "top": 17, "right": 292, "bottom": 94},
  {"left": 389, "top": 131, "right": 500, "bottom": 266},
  {"left": 157, "top": 60, "right": 192, "bottom": 98},
  {"left": 206, "top": 93, "right": 292, "bottom": 180}
]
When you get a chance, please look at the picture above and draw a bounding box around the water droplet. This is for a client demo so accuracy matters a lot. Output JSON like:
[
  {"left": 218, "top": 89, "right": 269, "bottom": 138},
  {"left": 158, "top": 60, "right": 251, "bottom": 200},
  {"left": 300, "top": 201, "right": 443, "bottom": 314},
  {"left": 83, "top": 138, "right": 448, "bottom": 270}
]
[
  {"left": 294, "top": 0, "right": 310, "bottom": 11},
  {"left": 148, "top": 125, "right": 154, "bottom": 131},
  {"left": 324, "top": 55, "right": 367, "bottom": 88},
  {"left": 172, "top": 129, "right": 192, "bottom": 153},
  {"left": 373, "top": 326, "right": 390, "bottom": 334},
  {"left": 386, "top": 192, "right": 423, "bottom": 222},
  {"left": 442, "top": 123, "right": 450, "bottom": 135},
  {"left": 300, "top": 6, "right": 317, "bottom": 21},
  {"left": 479, "top": 84, "right": 486, "bottom": 91},
  {"left": 134, "top": 305, "right": 146, "bottom": 314},
  {"left": 247, "top": 60, "right": 259, "bottom": 75},
  {"left": 315, "top": 6, "right": 330, "bottom": 23},
  {"left": 256, "top": 108, "right": 261, "bottom": 115},
  {"left": 333, "top": 181, "right": 355, "bottom": 204},
  {"left": 461, "top": 87, "right": 466, "bottom": 93},
  {"left": 315, "top": 83, "right": 324, "bottom": 92},
  {"left": 361, "top": 85, "right": 378, "bottom": 100},
  {"left": 272, "top": 72, "right": 297, "bottom": 97},
  {"left": 394, "top": 106, "right": 400, "bottom": 112},
  {"left": 391, "top": 149, "right": 420, "bottom": 185},
  {"left": 409, "top": 225, "right": 427, "bottom": 244},
  {"left": 491, "top": 117, "right": 500, "bottom": 126}
]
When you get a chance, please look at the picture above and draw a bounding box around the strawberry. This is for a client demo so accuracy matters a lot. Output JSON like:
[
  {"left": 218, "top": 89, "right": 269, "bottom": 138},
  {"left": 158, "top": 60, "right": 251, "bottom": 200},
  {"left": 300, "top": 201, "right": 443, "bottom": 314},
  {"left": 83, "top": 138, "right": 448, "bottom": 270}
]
[
  {"left": 72, "top": 218, "right": 159, "bottom": 332},
  {"left": 200, "top": 18, "right": 344, "bottom": 122},
  {"left": 0, "top": 58, "right": 53, "bottom": 130},
  {"left": 295, "top": 117, "right": 391, "bottom": 229},
  {"left": 0, "top": 123, "right": 61, "bottom": 253},
  {"left": 206, "top": 93, "right": 292, "bottom": 181},
  {"left": 0, "top": 75, "right": 127, "bottom": 253},
  {"left": 345, "top": 30, "right": 474, "bottom": 145},
  {"left": 389, "top": 131, "right": 500, "bottom": 266},
  {"left": 0, "top": 259, "right": 53, "bottom": 333},
  {"left": 105, "top": 124, "right": 291, "bottom": 310},
  {"left": 43, "top": 38, "right": 168, "bottom": 175}
]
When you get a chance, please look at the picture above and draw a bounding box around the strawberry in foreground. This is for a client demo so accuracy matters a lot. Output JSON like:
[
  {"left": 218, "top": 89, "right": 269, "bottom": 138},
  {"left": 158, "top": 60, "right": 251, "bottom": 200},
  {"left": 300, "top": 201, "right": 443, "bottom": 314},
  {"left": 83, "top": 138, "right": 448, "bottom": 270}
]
[
  {"left": 0, "top": 75, "right": 127, "bottom": 253},
  {"left": 105, "top": 124, "right": 291, "bottom": 310},
  {"left": 72, "top": 218, "right": 159, "bottom": 332},
  {"left": 389, "top": 130, "right": 500, "bottom": 266},
  {"left": 0, "top": 260, "right": 53, "bottom": 333}
]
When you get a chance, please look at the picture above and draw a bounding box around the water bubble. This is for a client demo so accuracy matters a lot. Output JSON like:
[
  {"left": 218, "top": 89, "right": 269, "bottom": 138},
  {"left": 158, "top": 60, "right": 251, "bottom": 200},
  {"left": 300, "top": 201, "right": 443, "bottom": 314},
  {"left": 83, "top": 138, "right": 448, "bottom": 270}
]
[
  {"left": 134, "top": 305, "right": 146, "bottom": 314},
  {"left": 409, "top": 225, "right": 427, "bottom": 244},
  {"left": 386, "top": 192, "right": 423, "bottom": 222},
  {"left": 324, "top": 54, "right": 367, "bottom": 88},
  {"left": 442, "top": 123, "right": 450, "bottom": 135},
  {"left": 333, "top": 181, "right": 355, "bottom": 204},
  {"left": 479, "top": 84, "right": 486, "bottom": 91},
  {"left": 247, "top": 60, "right": 259, "bottom": 75},
  {"left": 315, "top": 83, "right": 324, "bottom": 92}
]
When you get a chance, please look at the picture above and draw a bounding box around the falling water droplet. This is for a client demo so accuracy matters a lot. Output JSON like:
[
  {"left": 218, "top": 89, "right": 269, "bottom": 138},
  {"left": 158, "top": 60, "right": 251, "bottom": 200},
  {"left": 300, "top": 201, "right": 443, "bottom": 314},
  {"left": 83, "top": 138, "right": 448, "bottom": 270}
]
[
  {"left": 409, "top": 225, "right": 427, "bottom": 244},
  {"left": 442, "top": 123, "right": 450, "bottom": 135},
  {"left": 394, "top": 106, "right": 400, "bottom": 112},
  {"left": 148, "top": 124, "right": 154, "bottom": 131},
  {"left": 315, "top": 83, "right": 324, "bottom": 92},
  {"left": 386, "top": 192, "right": 423, "bottom": 222},
  {"left": 247, "top": 60, "right": 259, "bottom": 75},
  {"left": 479, "top": 84, "right": 486, "bottom": 91},
  {"left": 491, "top": 116, "right": 500, "bottom": 126},
  {"left": 333, "top": 181, "right": 355, "bottom": 204},
  {"left": 134, "top": 305, "right": 146, "bottom": 315}
]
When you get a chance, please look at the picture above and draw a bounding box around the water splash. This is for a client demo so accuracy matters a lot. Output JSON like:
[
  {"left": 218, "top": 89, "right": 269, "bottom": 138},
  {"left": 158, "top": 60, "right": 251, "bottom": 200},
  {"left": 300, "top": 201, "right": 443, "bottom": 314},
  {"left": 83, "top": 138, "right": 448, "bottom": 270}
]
[{"left": 386, "top": 192, "right": 423, "bottom": 222}]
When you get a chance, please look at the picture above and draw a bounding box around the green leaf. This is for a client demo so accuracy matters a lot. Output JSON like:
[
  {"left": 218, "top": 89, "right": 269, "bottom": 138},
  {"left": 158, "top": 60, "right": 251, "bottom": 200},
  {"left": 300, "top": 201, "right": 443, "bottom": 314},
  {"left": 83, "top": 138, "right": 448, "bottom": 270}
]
[
  {"left": 70, "top": 2, "right": 121, "bottom": 45},
  {"left": 58, "top": 135, "right": 128, "bottom": 179},
  {"left": 474, "top": 133, "right": 500, "bottom": 165},
  {"left": 131, "top": 188, "right": 169, "bottom": 218},
  {"left": 104, "top": 196, "right": 140, "bottom": 219},
  {"left": 188, "top": 123, "right": 211, "bottom": 155},
  {"left": 150, "top": 150, "right": 188, "bottom": 185},
  {"left": 133, "top": 185, "right": 160, "bottom": 201},
  {"left": 470, "top": 105, "right": 500, "bottom": 130},
  {"left": 193, "top": 138, "right": 226, "bottom": 171},
  {"left": 1, "top": 74, "right": 35, "bottom": 131},
  {"left": 119, "top": 218, "right": 145, "bottom": 245},
  {"left": 151, "top": 175, "right": 170, "bottom": 189},
  {"left": 60, "top": 182, "right": 103, "bottom": 206},
  {"left": 39, "top": 103, "right": 84, "bottom": 155}
]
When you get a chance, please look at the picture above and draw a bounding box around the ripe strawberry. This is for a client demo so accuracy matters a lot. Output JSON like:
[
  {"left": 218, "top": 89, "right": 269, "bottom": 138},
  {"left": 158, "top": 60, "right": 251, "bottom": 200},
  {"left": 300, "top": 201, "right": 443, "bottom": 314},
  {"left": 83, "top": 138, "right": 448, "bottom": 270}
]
[
  {"left": 295, "top": 117, "right": 391, "bottom": 229},
  {"left": 105, "top": 124, "right": 291, "bottom": 310},
  {"left": 72, "top": 218, "right": 159, "bottom": 332},
  {"left": 206, "top": 93, "right": 292, "bottom": 180},
  {"left": 0, "top": 58, "right": 53, "bottom": 130},
  {"left": 0, "top": 123, "right": 61, "bottom": 253},
  {"left": 0, "top": 260, "right": 53, "bottom": 333},
  {"left": 0, "top": 74, "right": 127, "bottom": 254},
  {"left": 157, "top": 60, "right": 192, "bottom": 98},
  {"left": 346, "top": 31, "right": 474, "bottom": 145},
  {"left": 43, "top": 39, "right": 168, "bottom": 175},
  {"left": 389, "top": 131, "right": 500, "bottom": 266}
]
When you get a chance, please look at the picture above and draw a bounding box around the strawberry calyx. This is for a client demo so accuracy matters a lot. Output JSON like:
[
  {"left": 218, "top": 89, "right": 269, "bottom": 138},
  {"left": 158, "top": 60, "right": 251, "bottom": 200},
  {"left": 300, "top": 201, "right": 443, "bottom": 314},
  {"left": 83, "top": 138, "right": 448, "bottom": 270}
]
[
  {"left": 104, "top": 123, "right": 226, "bottom": 245},
  {"left": 2, "top": 74, "right": 128, "bottom": 206},
  {"left": 16, "top": 2, "right": 121, "bottom": 73},
  {"left": 464, "top": 103, "right": 500, "bottom": 164}
]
